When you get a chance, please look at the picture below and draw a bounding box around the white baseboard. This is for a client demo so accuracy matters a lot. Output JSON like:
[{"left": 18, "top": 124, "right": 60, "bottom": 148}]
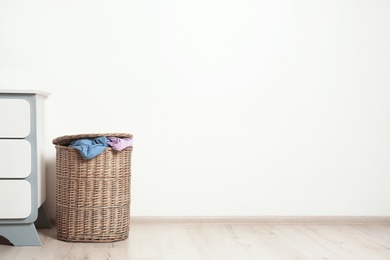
[{"left": 130, "top": 216, "right": 390, "bottom": 225}]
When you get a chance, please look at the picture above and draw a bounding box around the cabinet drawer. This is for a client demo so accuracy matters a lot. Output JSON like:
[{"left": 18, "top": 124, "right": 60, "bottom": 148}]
[
  {"left": 0, "top": 140, "right": 31, "bottom": 178},
  {"left": 0, "top": 180, "right": 31, "bottom": 219},
  {"left": 0, "top": 99, "right": 30, "bottom": 138}
]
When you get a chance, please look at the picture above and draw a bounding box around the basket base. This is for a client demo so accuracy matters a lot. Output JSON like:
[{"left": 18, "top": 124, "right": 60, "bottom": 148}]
[{"left": 56, "top": 234, "right": 129, "bottom": 243}]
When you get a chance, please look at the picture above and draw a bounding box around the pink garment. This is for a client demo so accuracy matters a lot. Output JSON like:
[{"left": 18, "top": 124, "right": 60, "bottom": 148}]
[{"left": 107, "top": 137, "right": 133, "bottom": 151}]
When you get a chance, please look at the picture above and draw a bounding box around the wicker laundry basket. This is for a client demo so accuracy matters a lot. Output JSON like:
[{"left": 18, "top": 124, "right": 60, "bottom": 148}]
[{"left": 53, "top": 133, "right": 133, "bottom": 242}]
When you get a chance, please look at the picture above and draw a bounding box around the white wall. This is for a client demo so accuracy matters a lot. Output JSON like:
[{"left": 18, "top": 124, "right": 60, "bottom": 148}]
[{"left": 1, "top": 0, "right": 390, "bottom": 219}]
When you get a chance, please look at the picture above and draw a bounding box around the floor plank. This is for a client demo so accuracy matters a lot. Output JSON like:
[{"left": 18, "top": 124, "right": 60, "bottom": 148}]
[{"left": 1, "top": 224, "right": 390, "bottom": 259}]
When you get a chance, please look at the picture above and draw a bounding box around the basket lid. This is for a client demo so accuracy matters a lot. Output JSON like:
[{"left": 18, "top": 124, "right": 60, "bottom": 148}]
[{"left": 52, "top": 133, "right": 133, "bottom": 146}]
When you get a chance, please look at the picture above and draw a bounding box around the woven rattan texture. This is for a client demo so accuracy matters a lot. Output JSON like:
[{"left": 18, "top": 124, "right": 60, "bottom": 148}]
[{"left": 54, "top": 134, "right": 132, "bottom": 243}]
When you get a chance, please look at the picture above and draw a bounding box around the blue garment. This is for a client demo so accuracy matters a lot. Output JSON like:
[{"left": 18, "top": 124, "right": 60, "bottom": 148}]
[{"left": 70, "top": 136, "right": 110, "bottom": 159}]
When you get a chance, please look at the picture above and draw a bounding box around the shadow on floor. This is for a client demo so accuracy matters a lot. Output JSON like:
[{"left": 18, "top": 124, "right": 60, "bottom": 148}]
[{"left": 0, "top": 236, "right": 12, "bottom": 246}]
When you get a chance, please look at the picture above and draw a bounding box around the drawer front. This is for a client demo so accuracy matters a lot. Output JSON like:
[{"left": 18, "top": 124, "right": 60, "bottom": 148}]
[
  {"left": 0, "top": 180, "right": 31, "bottom": 219},
  {"left": 0, "top": 140, "right": 31, "bottom": 178},
  {"left": 0, "top": 99, "right": 30, "bottom": 138}
]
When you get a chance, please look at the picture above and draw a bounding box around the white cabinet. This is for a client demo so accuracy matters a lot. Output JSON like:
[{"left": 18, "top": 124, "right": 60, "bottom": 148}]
[
  {"left": 0, "top": 99, "right": 30, "bottom": 138},
  {"left": 0, "top": 140, "right": 31, "bottom": 178},
  {"left": 0, "top": 90, "right": 51, "bottom": 246},
  {"left": 0, "top": 181, "right": 31, "bottom": 219}
]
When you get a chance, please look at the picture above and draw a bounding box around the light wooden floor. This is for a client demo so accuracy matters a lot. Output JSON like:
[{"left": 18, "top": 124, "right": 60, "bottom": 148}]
[{"left": 1, "top": 224, "right": 390, "bottom": 259}]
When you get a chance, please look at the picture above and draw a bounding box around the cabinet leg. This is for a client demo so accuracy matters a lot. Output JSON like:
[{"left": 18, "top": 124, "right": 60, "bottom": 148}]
[
  {"left": 0, "top": 224, "right": 41, "bottom": 246},
  {"left": 35, "top": 205, "right": 52, "bottom": 229}
]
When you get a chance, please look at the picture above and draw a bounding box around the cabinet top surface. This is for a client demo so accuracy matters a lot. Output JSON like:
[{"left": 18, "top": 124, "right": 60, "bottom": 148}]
[{"left": 0, "top": 89, "right": 50, "bottom": 97}]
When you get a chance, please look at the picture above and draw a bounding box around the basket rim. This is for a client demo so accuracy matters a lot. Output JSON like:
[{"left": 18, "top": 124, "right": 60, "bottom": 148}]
[{"left": 53, "top": 133, "right": 133, "bottom": 146}]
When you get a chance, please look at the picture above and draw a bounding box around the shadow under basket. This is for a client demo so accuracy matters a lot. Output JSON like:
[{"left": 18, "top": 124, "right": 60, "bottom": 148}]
[{"left": 53, "top": 133, "right": 133, "bottom": 243}]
